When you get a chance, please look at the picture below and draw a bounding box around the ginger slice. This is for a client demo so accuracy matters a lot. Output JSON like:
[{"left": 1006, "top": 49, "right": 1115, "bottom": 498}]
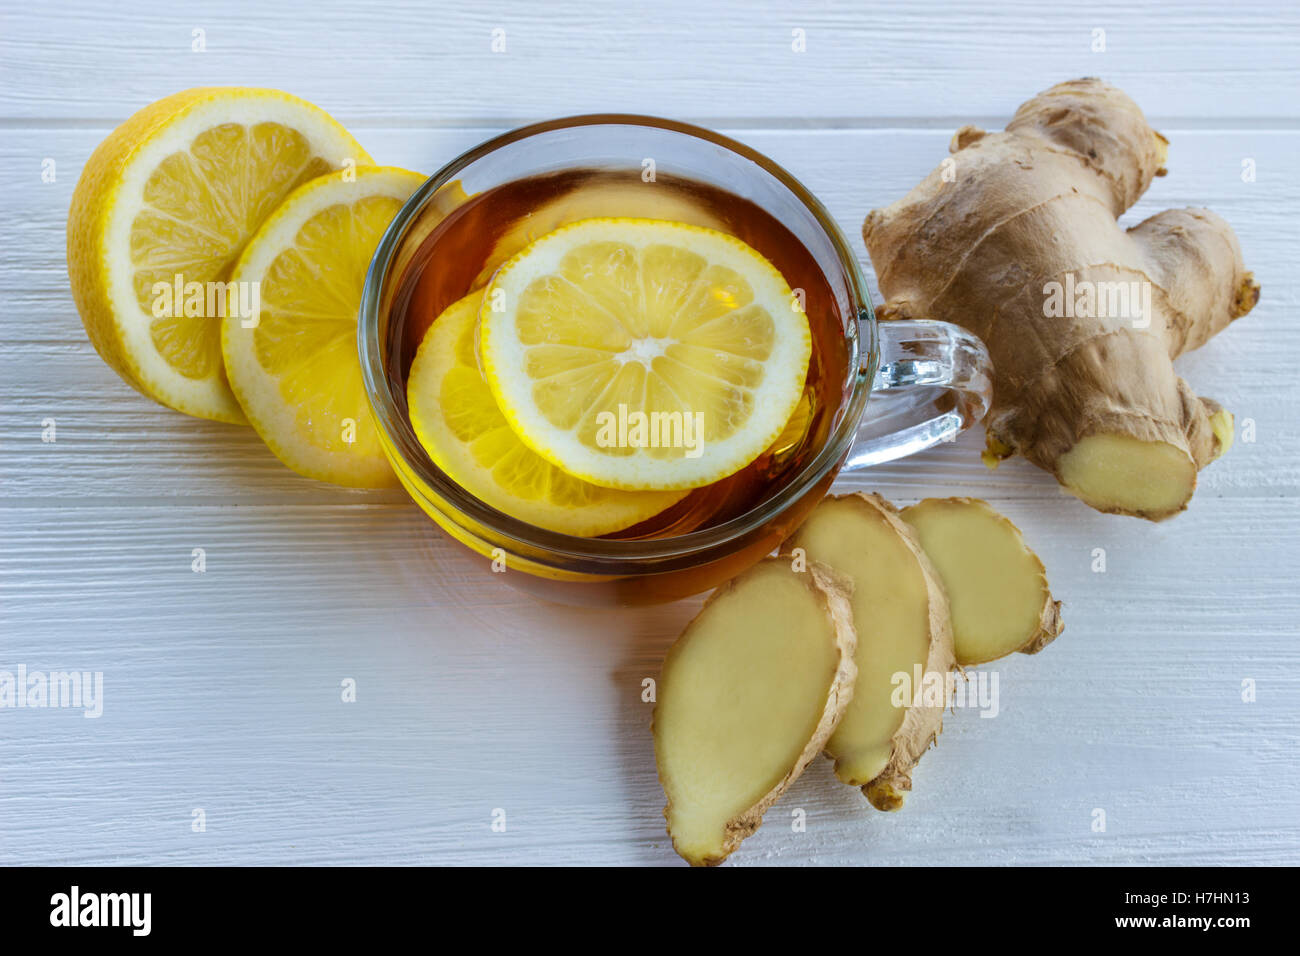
[
  {"left": 653, "top": 558, "right": 856, "bottom": 866},
  {"left": 901, "top": 497, "right": 1063, "bottom": 666},
  {"left": 785, "top": 493, "right": 955, "bottom": 811}
]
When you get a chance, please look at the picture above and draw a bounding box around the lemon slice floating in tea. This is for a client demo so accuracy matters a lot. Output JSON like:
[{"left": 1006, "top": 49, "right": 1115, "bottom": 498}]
[
  {"left": 222, "top": 166, "right": 426, "bottom": 488},
  {"left": 479, "top": 218, "right": 812, "bottom": 491},
  {"left": 67, "top": 88, "right": 370, "bottom": 423},
  {"left": 408, "top": 291, "right": 687, "bottom": 536}
]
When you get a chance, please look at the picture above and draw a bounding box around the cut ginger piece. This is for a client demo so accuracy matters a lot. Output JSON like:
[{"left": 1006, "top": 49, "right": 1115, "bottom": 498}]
[
  {"left": 653, "top": 559, "right": 856, "bottom": 866},
  {"left": 863, "top": 78, "right": 1259, "bottom": 521},
  {"left": 902, "top": 497, "right": 1063, "bottom": 666},
  {"left": 786, "top": 493, "right": 955, "bottom": 811}
]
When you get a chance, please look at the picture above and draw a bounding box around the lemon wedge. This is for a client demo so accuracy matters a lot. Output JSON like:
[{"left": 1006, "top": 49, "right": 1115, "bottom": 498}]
[
  {"left": 67, "top": 88, "right": 370, "bottom": 423},
  {"left": 222, "top": 166, "right": 425, "bottom": 487},
  {"left": 408, "top": 291, "right": 687, "bottom": 535},
  {"left": 479, "top": 218, "right": 811, "bottom": 491}
]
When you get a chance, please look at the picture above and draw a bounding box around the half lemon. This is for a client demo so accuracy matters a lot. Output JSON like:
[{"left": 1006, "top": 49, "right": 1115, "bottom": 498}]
[{"left": 67, "top": 87, "right": 370, "bottom": 423}]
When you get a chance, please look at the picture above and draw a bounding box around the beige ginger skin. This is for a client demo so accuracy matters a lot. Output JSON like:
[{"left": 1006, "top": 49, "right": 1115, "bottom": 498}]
[{"left": 864, "top": 78, "right": 1260, "bottom": 520}]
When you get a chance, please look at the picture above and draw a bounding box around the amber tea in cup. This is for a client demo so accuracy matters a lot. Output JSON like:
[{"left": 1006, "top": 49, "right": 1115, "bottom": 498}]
[
  {"left": 359, "top": 116, "right": 991, "bottom": 606},
  {"left": 387, "top": 167, "right": 851, "bottom": 540}
]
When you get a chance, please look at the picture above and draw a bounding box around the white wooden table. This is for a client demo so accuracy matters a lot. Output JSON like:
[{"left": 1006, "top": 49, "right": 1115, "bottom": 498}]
[{"left": 3, "top": 0, "right": 1298, "bottom": 866}]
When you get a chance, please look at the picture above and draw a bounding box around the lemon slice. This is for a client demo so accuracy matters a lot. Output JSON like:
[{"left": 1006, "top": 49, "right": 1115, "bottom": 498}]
[
  {"left": 67, "top": 88, "right": 371, "bottom": 423},
  {"left": 222, "top": 166, "right": 425, "bottom": 488},
  {"left": 408, "top": 291, "right": 687, "bottom": 535},
  {"left": 470, "top": 178, "right": 727, "bottom": 289},
  {"left": 480, "top": 218, "right": 811, "bottom": 491}
]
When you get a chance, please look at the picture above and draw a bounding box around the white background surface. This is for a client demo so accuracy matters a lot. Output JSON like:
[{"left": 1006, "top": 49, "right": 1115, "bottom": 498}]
[{"left": 2, "top": 0, "right": 1298, "bottom": 866}]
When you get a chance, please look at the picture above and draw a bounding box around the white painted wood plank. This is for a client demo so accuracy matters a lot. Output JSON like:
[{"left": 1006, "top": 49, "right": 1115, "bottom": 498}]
[
  {"left": 3, "top": 500, "right": 1297, "bottom": 865},
  {"left": 2, "top": 0, "right": 1298, "bottom": 123}
]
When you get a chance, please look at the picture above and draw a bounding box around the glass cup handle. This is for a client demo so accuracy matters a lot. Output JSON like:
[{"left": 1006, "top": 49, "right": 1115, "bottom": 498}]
[{"left": 843, "top": 319, "right": 994, "bottom": 471}]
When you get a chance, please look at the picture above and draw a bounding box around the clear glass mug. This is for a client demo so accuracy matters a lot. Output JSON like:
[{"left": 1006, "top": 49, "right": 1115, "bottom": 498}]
[{"left": 359, "top": 116, "right": 992, "bottom": 606}]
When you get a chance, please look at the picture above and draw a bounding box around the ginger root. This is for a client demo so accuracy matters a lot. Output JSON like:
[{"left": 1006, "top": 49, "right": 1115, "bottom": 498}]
[
  {"left": 653, "top": 558, "right": 856, "bottom": 866},
  {"left": 785, "top": 493, "right": 955, "bottom": 811},
  {"left": 864, "top": 78, "right": 1260, "bottom": 521},
  {"left": 902, "top": 498, "right": 1062, "bottom": 666}
]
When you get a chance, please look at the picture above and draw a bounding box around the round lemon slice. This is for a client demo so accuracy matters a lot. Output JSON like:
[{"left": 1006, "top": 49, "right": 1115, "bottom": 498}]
[
  {"left": 67, "top": 88, "right": 371, "bottom": 423},
  {"left": 469, "top": 178, "right": 727, "bottom": 289},
  {"left": 479, "top": 218, "right": 812, "bottom": 491},
  {"left": 222, "top": 166, "right": 425, "bottom": 488},
  {"left": 408, "top": 291, "right": 687, "bottom": 536}
]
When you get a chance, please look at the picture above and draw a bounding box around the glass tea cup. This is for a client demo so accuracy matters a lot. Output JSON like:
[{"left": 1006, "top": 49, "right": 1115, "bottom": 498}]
[{"left": 359, "top": 116, "right": 991, "bottom": 606}]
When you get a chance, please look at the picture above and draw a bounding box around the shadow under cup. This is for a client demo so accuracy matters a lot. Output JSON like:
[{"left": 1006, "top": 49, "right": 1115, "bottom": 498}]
[{"left": 359, "top": 115, "right": 878, "bottom": 607}]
